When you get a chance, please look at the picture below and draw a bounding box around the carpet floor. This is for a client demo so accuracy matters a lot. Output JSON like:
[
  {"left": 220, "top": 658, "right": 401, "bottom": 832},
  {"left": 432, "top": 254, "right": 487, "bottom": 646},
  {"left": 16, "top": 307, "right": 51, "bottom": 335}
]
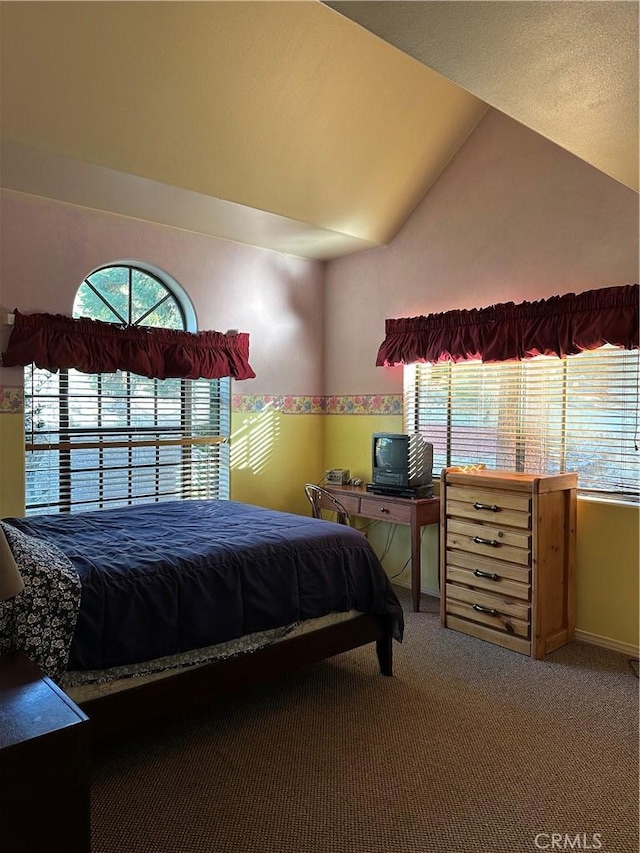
[{"left": 90, "top": 589, "right": 639, "bottom": 853}]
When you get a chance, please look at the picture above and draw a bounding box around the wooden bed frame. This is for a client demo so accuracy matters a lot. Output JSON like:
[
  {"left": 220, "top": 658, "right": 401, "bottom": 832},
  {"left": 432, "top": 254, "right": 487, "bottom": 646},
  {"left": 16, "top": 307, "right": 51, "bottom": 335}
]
[{"left": 77, "top": 613, "right": 394, "bottom": 740}]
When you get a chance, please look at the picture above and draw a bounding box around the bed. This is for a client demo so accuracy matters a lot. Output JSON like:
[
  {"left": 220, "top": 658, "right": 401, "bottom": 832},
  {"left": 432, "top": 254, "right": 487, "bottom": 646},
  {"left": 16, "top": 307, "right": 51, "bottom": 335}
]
[{"left": 0, "top": 499, "right": 403, "bottom": 740}]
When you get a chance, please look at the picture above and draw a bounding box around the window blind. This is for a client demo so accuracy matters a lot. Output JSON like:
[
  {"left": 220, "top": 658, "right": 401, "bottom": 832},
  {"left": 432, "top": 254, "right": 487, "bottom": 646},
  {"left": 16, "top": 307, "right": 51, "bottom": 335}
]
[
  {"left": 24, "top": 366, "right": 231, "bottom": 515},
  {"left": 404, "top": 345, "right": 639, "bottom": 501}
]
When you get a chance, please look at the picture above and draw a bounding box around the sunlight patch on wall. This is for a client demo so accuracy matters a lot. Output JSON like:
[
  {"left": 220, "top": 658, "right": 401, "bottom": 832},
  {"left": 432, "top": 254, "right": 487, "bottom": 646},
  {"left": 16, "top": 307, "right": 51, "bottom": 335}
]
[{"left": 230, "top": 403, "right": 281, "bottom": 476}]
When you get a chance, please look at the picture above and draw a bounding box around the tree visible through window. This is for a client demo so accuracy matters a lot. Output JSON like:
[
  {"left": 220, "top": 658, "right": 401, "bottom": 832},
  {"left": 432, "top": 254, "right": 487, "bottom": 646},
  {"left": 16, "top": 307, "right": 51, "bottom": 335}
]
[
  {"left": 404, "top": 346, "right": 639, "bottom": 503},
  {"left": 25, "top": 264, "right": 230, "bottom": 514}
]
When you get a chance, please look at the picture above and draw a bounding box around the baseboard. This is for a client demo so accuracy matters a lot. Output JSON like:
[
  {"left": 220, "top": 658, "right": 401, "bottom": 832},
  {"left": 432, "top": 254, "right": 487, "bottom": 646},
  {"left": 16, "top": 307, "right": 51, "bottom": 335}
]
[
  {"left": 393, "top": 579, "right": 441, "bottom": 600},
  {"left": 573, "top": 629, "right": 639, "bottom": 658}
]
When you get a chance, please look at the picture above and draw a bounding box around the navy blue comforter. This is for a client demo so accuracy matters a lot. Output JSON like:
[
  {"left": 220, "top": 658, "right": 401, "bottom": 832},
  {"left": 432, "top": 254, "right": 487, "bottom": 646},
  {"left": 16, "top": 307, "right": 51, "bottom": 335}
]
[{"left": 5, "top": 500, "right": 403, "bottom": 671}]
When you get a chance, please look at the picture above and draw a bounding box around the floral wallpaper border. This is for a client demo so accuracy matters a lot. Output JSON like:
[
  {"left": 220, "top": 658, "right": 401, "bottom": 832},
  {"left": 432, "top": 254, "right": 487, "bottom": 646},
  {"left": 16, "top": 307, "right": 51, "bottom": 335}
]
[
  {"left": 232, "top": 394, "right": 403, "bottom": 415},
  {"left": 0, "top": 386, "right": 23, "bottom": 414},
  {"left": 0, "top": 388, "right": 402, "bottom": 416}
]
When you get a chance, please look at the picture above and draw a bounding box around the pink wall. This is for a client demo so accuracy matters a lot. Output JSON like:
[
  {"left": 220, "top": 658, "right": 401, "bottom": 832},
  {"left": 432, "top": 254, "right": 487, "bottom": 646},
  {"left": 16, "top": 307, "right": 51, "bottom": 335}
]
[
  {"left": 0, "top": 191, "right": 324, "bottom": 396},
  {"left": 1, "top": 109, "right": 638, "bottom": 400},
  {"left": 324, "top": 109, "right": 640, "bottom": 395}
]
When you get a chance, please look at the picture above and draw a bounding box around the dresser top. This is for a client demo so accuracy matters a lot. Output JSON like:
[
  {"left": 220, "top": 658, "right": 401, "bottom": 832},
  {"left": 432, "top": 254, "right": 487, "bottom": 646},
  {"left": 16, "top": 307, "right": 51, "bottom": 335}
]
[{"left": 442, "top": 468, "right": 578, "bottom": 494}]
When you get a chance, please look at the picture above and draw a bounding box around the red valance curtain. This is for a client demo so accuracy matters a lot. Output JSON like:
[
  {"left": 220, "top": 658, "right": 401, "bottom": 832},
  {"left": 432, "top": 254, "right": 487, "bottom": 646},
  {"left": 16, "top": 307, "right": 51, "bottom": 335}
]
[
  {"left": 376, "top": 283, "right": 639, "bottom": 366},
  {"left": 2, "top": 310, "right": 256, "bottom": 380}
]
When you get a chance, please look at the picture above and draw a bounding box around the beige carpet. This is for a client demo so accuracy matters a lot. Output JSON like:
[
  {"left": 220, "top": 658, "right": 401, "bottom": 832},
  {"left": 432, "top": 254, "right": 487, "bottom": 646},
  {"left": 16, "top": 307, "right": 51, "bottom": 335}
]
[{"left": 90, "top": 590, "right": 639, "bottom": 853}]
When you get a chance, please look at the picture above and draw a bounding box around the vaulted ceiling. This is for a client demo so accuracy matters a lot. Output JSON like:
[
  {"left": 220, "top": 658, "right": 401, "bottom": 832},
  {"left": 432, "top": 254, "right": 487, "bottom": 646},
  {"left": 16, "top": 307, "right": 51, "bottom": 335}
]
[
  {"left": 328, "top": 1, "right": 639, "bottom": 193},
  {"left": 1, "top": 2, "right": 637, "bottom": 261}
]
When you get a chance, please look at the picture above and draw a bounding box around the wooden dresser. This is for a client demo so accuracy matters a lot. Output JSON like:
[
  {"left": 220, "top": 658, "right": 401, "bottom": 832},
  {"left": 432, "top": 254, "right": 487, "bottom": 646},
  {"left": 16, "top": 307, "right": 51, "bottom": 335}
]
[{"left": 440, "top": 468, "right": 577, "bottom": 659}]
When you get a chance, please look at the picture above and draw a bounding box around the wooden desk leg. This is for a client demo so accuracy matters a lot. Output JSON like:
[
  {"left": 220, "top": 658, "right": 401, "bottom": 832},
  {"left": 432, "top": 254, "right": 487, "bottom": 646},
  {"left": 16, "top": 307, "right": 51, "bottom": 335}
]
[{"left": 411, "top": 518, "right": 421, "bottom": 612}]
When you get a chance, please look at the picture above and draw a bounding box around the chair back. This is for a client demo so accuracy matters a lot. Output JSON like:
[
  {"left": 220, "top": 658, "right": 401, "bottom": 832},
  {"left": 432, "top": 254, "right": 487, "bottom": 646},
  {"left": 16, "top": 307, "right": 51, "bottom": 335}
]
[{"left": 303, "top": 484, "right": 350, "bottom": 525}]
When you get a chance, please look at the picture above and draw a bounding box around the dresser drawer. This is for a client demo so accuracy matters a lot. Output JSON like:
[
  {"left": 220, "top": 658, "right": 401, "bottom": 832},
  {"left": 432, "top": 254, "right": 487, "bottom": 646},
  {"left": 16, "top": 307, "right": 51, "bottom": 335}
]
[
  {"left": 336, "top": 493, "right": 362, "bottom": 515},
  {"left": 446, "top": 563, "right": 531, "bottom": 601},
  {"left": 446, "top": 485, "right": 531, "bottom": 516},
  {"left": 446, "top": 488, "right": 531, "bottom": 530},
  {"left": 446, "top": 518, "right": 531, "bottom": 566},
  {"left": 446, "top": 583, "right": 530, "bottom": 622},
  {"left": 318, "top": 492, "right": 361, "bottom": 515},
  {"left": 445, "top": 615, "right": 532, "bottom": 655},
  {"left": 446, "top": 597, "right": 530, "bottom": 639},
  {"left": 360, "top": 497, "right": 411, "bottom": 524},
  {"left": 446, "top": 549, "right": 531, "bottom": 586}
]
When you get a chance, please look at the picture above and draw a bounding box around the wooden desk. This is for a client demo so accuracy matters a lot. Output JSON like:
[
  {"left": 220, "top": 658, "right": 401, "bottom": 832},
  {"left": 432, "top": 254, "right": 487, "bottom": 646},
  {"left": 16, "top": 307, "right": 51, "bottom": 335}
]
[{"left": 321, "top": 484, "right": 440, "bottom": 612}]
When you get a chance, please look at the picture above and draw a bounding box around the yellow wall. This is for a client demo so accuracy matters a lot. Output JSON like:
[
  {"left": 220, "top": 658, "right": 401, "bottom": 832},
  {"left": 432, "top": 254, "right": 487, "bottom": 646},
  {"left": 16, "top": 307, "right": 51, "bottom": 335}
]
[
  {"left": 575, "top": 499, "right": 639, "bottom": 648},
  {"left": 324, "top": 413, "right": 401, "bottom": 485},
  {"left": 0, "top": 413, "right": 26, "bottom": 518},
  {"left": 230, "top": 408, "right": 324, "bottom": 518},
  {"left": 324, "top": 414, "right": 640, "bottom": 651}
]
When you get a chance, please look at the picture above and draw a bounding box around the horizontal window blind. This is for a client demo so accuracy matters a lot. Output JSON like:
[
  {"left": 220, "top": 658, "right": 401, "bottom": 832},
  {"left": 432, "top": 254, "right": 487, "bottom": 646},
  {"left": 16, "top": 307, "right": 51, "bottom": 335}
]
[
  {"left": 25, "top": 366, "right": 230, "bottom": 515},
  {"left": 404, "top": 345, "right": 639, "bottom": 502}
]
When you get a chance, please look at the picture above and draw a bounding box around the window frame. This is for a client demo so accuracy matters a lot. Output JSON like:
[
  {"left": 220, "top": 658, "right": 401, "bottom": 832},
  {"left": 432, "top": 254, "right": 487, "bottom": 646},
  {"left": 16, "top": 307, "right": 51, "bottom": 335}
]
[
  {"left": 24, "top": 263, "right": 230, "bottom": 515},
  {"left": 404, "top": 346, "right": 639, "bottom": 505}
]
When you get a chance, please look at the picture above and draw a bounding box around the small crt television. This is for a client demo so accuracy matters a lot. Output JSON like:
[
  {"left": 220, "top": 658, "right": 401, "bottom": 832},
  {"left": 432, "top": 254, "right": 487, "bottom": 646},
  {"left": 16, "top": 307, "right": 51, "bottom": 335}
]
[{"left": 371, "top": 433, "right": 433, "bottom": 494}]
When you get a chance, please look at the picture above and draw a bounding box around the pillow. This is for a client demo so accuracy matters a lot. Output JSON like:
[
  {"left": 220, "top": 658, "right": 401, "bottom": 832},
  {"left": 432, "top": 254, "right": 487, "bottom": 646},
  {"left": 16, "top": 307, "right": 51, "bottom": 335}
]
[{"left": 0, "top": 521, "right": 81, "bottom": 682}]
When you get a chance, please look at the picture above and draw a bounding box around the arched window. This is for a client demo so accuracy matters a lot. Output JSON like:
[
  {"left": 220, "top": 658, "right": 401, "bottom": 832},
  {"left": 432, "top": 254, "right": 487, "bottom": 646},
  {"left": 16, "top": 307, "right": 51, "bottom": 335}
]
[
  {"left": 73, "top": 263, "right": 187, "bottom": 330},
  {"left": 24, "top": 263, "right": 230, "bottom": 514}
]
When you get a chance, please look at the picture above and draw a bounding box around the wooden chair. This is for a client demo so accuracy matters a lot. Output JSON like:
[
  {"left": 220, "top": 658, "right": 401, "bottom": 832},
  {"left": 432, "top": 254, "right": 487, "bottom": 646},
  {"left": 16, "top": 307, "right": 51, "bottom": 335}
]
[{"left": 303, "top": 484, "right": 351, "bottom": 526}]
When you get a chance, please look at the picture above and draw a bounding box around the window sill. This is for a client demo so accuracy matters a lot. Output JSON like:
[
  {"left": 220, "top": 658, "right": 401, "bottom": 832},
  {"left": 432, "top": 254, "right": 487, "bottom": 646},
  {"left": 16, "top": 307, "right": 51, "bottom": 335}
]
[{"left": 577, "top": 493, "right": 639, "bottom": 509}]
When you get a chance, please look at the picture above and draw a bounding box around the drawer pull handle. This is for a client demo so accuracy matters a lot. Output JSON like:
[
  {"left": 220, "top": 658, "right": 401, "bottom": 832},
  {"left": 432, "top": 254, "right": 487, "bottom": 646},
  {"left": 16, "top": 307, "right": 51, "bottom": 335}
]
[
  {"left": 380, "top": 507, "right": 389, "bottom": 514},
  {"left": 473, "top": 569, "right": 500, "bottom": 581},
  {"left": 473, "top": 502, "right": 500, "bottom": 512},
  {"left": 472, "top": 603, "right": 498, "bottom": 616},
  {"left": 472, "top": 535, "right": 499, "bottom": 547}
]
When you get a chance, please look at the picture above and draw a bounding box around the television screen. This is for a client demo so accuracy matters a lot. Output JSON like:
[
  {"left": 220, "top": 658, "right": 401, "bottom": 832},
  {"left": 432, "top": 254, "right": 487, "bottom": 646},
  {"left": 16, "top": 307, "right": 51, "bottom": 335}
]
[{"left": 374, "top": 435, "right": 406, "bottom": 469}]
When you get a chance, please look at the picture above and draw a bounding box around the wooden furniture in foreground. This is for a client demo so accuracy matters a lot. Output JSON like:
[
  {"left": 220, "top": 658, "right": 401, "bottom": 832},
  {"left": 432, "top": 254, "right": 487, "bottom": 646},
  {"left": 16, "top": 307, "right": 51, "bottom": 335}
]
[
  {"left": 321, "top": 484, "right": 441, "bottom": 612},
  {"left": 440, "top": 468, "right": 577, "bottom": 659},
  {"left": 75, "top": 613, "right": 393, "bottom": 741},
  {"left": 0, "top": 651, "right": 91, "bottom": 853}
]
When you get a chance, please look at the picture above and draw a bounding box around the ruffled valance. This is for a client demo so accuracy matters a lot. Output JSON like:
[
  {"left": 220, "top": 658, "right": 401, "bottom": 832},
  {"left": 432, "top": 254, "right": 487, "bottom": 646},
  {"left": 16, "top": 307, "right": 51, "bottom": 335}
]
[
  {"left": 376, "top": 283, "right": 639, "bottom": 366},
  {"left": 2, "top": 310, "right": 256, "bottom": 380}
]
